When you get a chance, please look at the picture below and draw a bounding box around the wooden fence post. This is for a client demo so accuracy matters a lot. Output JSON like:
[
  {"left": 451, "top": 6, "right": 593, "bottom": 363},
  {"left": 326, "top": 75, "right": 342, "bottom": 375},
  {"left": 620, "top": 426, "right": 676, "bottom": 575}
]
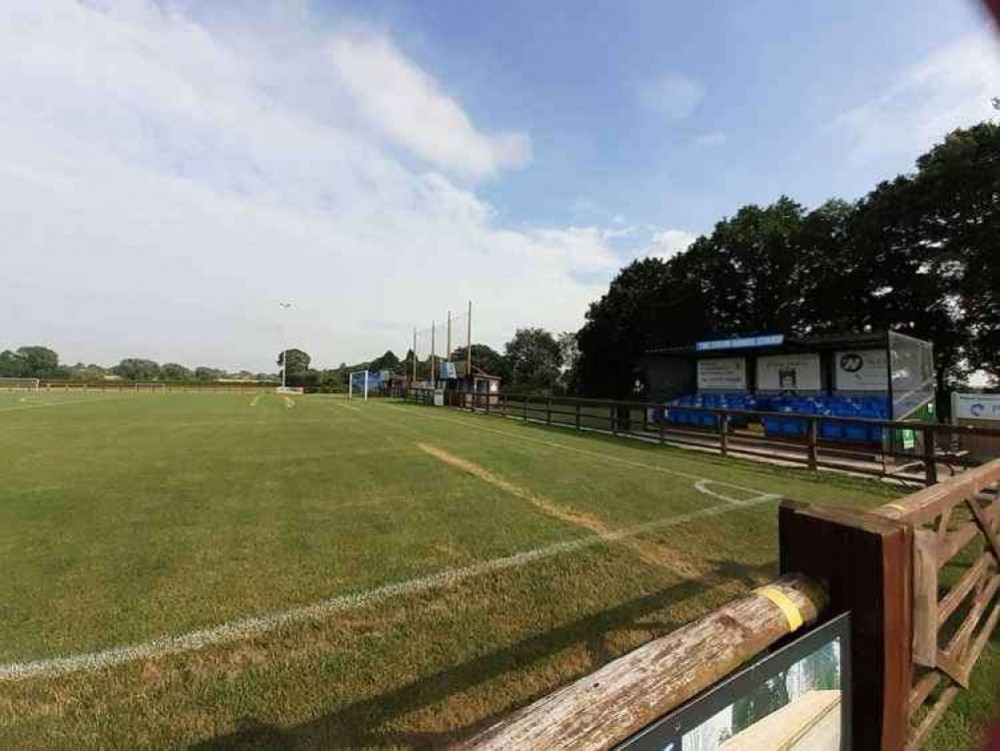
[
  {"left": 547, "top": 397, "right": 552, "bottom": 425},
  {"left": 923, "top": 426, "right": 938, "bottom": 486},
  {"left": 780, "top": 502, "right": 913, "bottom": 751},
  {"left": 575, "top": 403, "right": 581, "bottom": 431},
  {"left": 719, "top": 411, "right": 729, "bottom": 456},
  {"left": 523, "top": 396, "right": 529, "bottom": 423},
  {"left": 807, "top": 417, "right": 818, "bottom": 471}
]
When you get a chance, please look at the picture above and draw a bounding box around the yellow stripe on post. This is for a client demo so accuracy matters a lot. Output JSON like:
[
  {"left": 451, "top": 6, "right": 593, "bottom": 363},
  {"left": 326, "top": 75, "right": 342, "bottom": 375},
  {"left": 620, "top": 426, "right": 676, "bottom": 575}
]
[{"left": 755, "top": 585, "right": 805, "bottom": 632}]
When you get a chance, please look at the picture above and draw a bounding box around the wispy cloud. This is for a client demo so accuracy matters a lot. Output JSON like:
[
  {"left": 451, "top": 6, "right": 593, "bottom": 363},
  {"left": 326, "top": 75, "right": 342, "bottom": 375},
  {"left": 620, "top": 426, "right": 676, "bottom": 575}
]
[
  {"left": 643, "top": 229, "right": 698, "bottom": 260},
  {"left": 694, "top": 132, "right": 726, "bottom": 148},
  {"left": 0, "top": 0, "right": 613, "bottom": 369},
  {"left": 637, "top": 73, "right": 705, "bottom": 120},
  {"left": 833, "top": 33, "right": 1000, "bottom": 168},
  {"left": 328, "top": 33, "right": 531, "bottom": 180}
]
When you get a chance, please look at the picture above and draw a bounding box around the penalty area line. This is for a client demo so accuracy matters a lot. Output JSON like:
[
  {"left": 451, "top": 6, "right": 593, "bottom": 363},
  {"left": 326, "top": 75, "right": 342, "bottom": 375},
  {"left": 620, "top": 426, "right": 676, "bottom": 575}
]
[
  {"left": 0, "top": 494, "right": 778, "bottom": 682},
  {"left": 0, "top": 396, "right": 127, "bottom": 414},
  {"left": 377, "top": 402, "right": 780, "bottom": 505}
]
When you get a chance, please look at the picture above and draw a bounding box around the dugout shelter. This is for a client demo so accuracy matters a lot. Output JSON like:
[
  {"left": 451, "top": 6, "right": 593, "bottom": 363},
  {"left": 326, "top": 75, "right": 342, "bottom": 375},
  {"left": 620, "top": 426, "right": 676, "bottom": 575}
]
[{"left": 641, "top": 330, "right": 935, "bottom": 446}]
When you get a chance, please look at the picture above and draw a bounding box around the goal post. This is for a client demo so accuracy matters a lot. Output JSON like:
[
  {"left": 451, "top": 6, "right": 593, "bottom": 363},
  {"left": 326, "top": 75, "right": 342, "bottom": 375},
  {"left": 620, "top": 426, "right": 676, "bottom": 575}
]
[
  {"left": 348, "top": 370, "right": 369, "bottom": 401},
  {"left": 0, "top": 377, "right": 40, "bottom": 391}
]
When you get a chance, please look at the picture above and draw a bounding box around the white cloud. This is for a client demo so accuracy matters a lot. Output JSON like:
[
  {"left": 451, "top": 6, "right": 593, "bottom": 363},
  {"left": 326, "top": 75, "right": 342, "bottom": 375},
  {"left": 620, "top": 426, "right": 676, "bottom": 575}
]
[
  {"left": 643, "top": 229, "right": 697, "bottom": 260},
  {"left": 834, "top": 34, "right": 1000, "bottom": 167},
  {"left": 637, "top": 73, "right": 705, "bottom": 120},
  {"left": 694, "top": 132, "right": 726, "bottom": 148},
  {"left": 328, "top": 33, "right": 531, "bottom": 179},
  {"left": 0, "top": 0, "right": 613, "bottom": 371}
]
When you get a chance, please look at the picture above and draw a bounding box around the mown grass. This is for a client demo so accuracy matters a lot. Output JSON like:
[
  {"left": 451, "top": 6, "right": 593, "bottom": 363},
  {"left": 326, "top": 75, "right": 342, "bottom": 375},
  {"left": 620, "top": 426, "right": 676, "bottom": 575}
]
[{"left": 0, "top": 392, "right": 993, "bottom": 749}]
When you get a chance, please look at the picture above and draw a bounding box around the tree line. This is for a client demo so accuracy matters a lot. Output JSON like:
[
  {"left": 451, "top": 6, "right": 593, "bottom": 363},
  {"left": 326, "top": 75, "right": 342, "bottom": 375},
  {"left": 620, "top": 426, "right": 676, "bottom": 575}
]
[
  {"left": 0, "top": 346, "right": 275, "bottom": 384},
  {"left": 573, "top": 122, "right": 1000, "bottom": 399}
]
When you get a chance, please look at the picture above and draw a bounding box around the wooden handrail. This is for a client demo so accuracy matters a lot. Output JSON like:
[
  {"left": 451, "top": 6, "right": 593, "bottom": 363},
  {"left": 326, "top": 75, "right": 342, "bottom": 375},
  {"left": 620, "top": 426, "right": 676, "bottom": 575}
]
[
  {"left": 873, "top": 460, "right": 1000, "bottom": 526},
  {"left": 452, "top": 574, "right": 827, "bottom": 751}
]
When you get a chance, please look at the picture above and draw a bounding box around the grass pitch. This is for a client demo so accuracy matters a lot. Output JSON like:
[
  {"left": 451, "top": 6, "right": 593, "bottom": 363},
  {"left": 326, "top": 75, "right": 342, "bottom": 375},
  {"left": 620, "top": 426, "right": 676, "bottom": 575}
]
[{"left": 0, "top": 392, "right": 994, "bottom": 749}]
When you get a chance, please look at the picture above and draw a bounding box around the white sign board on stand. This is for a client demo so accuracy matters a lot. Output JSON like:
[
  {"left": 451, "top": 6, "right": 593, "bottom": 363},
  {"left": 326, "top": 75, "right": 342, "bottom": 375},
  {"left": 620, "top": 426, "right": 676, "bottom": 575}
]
[
  {"left": 952, "top": 392, "right": 1000, "bottom": 421},
  {"left": 697, "top": 358, "right": 747, "bottom": 390},
  {"left": 756, "top": 354, "right": 821, "bottom": 392},
  {"left": 834, "top": 349, "right": 888, "bottom": 391}
]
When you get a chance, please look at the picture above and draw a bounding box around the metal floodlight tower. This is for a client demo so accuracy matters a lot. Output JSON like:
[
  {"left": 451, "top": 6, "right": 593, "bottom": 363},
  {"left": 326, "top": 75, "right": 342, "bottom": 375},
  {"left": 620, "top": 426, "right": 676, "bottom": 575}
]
[{"left": 278, "top": 301, "right": 292, "bottom": 389}]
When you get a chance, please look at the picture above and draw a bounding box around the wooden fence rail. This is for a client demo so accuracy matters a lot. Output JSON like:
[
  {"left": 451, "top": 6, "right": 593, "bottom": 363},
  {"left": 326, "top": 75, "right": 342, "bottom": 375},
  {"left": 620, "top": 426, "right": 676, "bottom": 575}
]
[
  {"left": 405, "top": 388, "right": 1000, "bottom": 486},
  {"left": 875, "top": 460, "right": 1000, "bottom": 750}
]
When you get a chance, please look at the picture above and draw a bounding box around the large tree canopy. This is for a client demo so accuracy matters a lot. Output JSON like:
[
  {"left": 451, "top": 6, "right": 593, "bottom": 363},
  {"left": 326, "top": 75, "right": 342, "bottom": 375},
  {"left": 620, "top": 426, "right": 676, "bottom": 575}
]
[
  {"left": 575, "top": 122, "right": 1000, "bottom": 398},
  {"left": 449, "top": 343, "right": 511, "bottom": 383},
  {"left": 0, "top": 346, "right": 65, "bottom": 379},
  {"left": 112, "top": 358, "right": 161, "bottom": 382},
  {"left": 505, "top": 328, "right": 563, "bottom": 393},
  {"left": 277, "top": 348, "right": 311, "bottom": 379}
]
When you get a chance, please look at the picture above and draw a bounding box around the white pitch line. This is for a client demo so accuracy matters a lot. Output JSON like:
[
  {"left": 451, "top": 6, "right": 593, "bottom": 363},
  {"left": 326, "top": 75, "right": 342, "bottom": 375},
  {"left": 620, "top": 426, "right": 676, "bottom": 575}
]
[
  {"left": 0, "top": 396, "right": 126, "bottom": 414},
  {"left": 0, "top": 493, "right": 778, "bottom": 682},
  {"left": 377, "top": 402, "right": 776, "bottom": 503},
  {"left": 249, "top": 394, "right": 261, "bottom": 407}
]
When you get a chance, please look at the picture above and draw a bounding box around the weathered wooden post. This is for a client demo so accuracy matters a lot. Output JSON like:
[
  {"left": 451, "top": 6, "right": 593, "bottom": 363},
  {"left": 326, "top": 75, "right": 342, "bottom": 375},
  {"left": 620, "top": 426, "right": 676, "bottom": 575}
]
[
  {"left": 807, "top": 416, "right": 819, "bottom": 470},
  {"left": 452, "top": 574, "right": 827, "bottom": 750},
  {"left": 923, "top": 426, "right": 938, "bottom": 486},
  {"left": 780, "top": 501, "right": 913, "bottom": 751}
]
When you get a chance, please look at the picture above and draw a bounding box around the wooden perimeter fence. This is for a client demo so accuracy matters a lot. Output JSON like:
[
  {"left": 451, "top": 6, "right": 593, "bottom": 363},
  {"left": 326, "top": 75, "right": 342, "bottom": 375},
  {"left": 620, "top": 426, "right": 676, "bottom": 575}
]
[{"left": 406, "top": 388, "right": 1000, "bottom": 487}]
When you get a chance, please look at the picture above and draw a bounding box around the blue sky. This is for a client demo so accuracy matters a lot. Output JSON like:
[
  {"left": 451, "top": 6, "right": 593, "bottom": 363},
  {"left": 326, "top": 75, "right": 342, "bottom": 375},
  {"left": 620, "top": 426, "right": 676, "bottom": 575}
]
[{"left": 1, "top": 0, "right": 997, "bottom": 370}]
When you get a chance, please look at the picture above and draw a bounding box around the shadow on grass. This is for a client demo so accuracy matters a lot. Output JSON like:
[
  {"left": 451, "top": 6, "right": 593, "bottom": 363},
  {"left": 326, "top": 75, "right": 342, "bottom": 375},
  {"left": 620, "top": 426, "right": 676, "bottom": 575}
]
[{"left": 191, "top": 557, "right": 775, "bottom": 751}]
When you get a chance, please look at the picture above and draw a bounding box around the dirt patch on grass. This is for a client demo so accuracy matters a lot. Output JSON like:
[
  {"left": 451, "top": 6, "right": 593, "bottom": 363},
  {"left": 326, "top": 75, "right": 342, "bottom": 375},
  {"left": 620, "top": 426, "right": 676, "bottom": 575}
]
[{"left": 417, "top": 442, "right": 700, "bottom": 576}]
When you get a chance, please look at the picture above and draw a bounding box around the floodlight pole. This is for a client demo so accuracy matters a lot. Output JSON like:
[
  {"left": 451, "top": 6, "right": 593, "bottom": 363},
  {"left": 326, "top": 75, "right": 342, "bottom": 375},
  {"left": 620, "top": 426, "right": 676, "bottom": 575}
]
[
  {"left": 431, "top": 320, "right": 436, "bottom": 388},
  {"left": 278, "top": 301, "right": 292, "bottom": 389},
  {"left": 364, "top": 370, "right": 369, "bottom": 401},
  {"left": 412, "top": 327, "right": 417, "bottom": 384},
  {"left": 466, "top": 300, "right": 472, "bottom": 378},
  {"left": 446, "top": 310, "right": 452, "bottom": 366}
]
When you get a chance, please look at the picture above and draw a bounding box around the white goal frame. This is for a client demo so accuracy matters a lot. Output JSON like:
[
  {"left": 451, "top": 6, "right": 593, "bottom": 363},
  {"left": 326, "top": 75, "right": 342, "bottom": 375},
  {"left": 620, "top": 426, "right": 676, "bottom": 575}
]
[
  {"left": 348, "top": 370, "right": 369, "bottom": 401},
  {"left": 0, "top": 377, "right": 40, "bottom": 391}
]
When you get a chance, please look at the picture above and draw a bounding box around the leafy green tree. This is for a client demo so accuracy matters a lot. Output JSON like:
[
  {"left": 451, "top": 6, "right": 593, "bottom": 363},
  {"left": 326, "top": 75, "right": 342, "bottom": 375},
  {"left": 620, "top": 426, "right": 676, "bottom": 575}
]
[
  {"left": 505, "top": 328, "right": 563, "bottom": 393},
  {"left": 575, "top": 257, "right": 678, "bottom": 398},
  {"left": 0, "top": 350, "right": 26, "bottom": 377},
  {"left": 161, "top": 363, "right": 193, "bottom": 381},
  {"left": 277, "top": 348, "right": 311, "bottom": 386},
  {"left": 449, "top": 344, "right": 511, "bottom": 383},
  {"left": 194, "top": 366, "right": 225, "bottom": 382},
  {"left": 67, "top": 363, "right": 108, "bottom": 381},
  {"left": 14, "top": 346, "right": 63, "bottom": 378},
  {"left": 368, "top": 350, "right": 401, "bottom": 373},
  {"left": 112, "top": 358, "right": 161, "bottom": 381},
  {"left": 558, "top": 331, "right": 581, "bottom": 394}
]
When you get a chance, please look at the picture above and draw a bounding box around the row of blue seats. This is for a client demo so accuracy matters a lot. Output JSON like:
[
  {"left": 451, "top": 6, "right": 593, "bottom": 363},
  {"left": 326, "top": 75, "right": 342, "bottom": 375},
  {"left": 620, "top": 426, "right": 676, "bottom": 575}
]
[{"left": 662, "top": 392, "right": 888, "bottom": 444}]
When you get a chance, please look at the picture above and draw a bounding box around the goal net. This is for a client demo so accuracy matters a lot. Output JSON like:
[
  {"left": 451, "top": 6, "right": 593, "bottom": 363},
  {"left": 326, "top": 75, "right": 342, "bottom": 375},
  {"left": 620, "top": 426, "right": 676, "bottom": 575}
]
[
  {"left": 0, "top": 377, "right": 40, "bottom": 391},
  {"left": 410, "top": 305, "right": 471, "bottom": 387}
]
